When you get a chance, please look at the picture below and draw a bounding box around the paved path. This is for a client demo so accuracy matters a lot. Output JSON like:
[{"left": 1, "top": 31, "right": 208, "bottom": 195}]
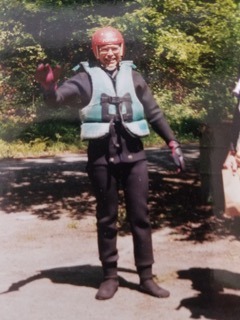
[{"left": 1, "top": 145, "right": 240, "bottom": 320}]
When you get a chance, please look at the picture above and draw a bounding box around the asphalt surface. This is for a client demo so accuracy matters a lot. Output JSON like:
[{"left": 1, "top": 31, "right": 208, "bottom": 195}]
[{"left": 1, "top": 145, "right": 240, "bottom": 320}]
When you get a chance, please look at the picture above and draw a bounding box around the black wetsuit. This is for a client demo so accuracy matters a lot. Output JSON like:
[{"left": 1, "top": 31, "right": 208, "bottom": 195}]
[{"left": 44, "top": 64, "right": 176, "bottom": 275}]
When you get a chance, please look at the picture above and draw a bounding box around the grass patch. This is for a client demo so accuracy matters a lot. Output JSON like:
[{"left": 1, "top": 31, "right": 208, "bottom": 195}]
[
  {"left": 0, "top": 138, "right": 86, "bottom": 158},
  {"left": 0, "top": 116, "right": 199, "bottom": 159},
  {"left": 0, "top": 117, "right": 88, "bottom": 158}
]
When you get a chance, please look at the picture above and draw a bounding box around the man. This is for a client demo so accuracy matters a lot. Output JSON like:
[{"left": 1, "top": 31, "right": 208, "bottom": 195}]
[{"left": 35, "top": 26, "right": 185, "bottom": 300}]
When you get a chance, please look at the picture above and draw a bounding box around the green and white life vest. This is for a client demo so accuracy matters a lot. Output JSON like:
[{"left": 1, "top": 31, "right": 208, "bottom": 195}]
[{"left": 79, "top": 61, "right": 150, "bottom": 140}]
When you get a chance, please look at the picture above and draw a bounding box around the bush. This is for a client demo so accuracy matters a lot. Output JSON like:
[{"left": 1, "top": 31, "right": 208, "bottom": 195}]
[{"left": 154, "top": 89, "right": 205, "bottom": 140}]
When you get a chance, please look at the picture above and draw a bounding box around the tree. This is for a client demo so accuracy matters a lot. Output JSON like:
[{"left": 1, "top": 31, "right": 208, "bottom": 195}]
[
  {"left": 115, "top": 0, "right": 240, "bottom": 122},
  {"left": 1, "top": 0, "right": 240, "bottom": 140},
  {"left": 0, "top": 0, "right": 46, "bottom": 118}
]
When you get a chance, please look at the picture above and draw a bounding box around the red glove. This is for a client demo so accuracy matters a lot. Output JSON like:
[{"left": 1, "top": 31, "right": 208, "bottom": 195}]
[
  {"left": 168, "top": 140, "right": 185, "bottom": 172},
  {"left": 35, "top": 63, "right": 61, "bottom": 90}
]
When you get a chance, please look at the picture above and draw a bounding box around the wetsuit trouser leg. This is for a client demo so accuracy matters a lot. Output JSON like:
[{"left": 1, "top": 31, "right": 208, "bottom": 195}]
[{"left": 88, "top": 160, "right": 154, "bottom": 268}]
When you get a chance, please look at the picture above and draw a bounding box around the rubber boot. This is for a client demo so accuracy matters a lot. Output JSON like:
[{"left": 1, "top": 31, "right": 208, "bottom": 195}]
[
  {"left": 95, "top": 278, "right": 119, "bottom": 300},
  {"left": 95, "top": 263, "right": 119, "bottom": 300},
  {"left": 138, "top": 266, "right": 170, "bottom": 298},
  {"left": 139, "top": 279, "right": 170, "bottom": 298}
]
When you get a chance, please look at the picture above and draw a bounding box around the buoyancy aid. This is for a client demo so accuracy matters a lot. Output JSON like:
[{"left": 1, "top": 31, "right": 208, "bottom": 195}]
[{"left": 79, "top": 61, "right": 150, "bottom": 140}]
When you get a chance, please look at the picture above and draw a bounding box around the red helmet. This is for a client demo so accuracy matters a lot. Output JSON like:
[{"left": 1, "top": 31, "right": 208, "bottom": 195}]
[{"left": 91, "top": 26, "right": 125, "bottom": 59}]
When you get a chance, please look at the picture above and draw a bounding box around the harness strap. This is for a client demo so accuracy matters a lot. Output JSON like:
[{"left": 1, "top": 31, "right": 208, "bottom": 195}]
[{"left": 100, "top": 93, "right": 133, "bottom": 122}]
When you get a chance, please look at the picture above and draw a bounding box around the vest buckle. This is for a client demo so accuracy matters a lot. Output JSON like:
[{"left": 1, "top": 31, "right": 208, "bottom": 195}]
[{"left": 108, "top": 96, "right": 121, "bottom": 105}]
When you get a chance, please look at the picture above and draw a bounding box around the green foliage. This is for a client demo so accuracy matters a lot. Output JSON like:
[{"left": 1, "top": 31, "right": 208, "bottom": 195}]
[
  {"left": 22, "top": 0, "right": 132, "bottom": 7},
  {"left": 0, "top": 0, "right": 47, "bottom": 117},
  {"left": 119, "top": 0, "right": 240, "bottom": 121},
  {"left": 0, "top": 137, "right": 84, "bottom": 158},
  {"left": 1, "top": 0, "right": 240, "bottom": 157},
  {"left": 154, "top": 88, "right": 205, "bottom": 139},
  {"left": 0, "top": 117, "right": 86, "bottom": 158},
  {"left": 20, "top": 119, "right": 80, "bottom": 144}
]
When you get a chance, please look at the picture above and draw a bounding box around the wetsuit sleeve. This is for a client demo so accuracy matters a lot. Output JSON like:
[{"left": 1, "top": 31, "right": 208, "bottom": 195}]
[
  {"left": 132, "top": 71, "right": 176, "bottom": 144},
  {"left": 43, "top": 72, "right": 92, "bottom": 108}
]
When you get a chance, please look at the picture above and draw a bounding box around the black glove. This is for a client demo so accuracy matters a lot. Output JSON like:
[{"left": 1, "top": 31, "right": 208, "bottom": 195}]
[{"left": 168, "top": 140, "right": 185, "bottom": 172}]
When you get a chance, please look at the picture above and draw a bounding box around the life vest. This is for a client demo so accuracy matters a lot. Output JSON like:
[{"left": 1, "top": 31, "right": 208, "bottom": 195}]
[{"left": 79, "top": 61, "right": 150, "bottom": 140}]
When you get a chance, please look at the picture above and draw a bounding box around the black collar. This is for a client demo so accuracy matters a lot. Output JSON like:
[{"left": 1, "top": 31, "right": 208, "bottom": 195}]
[{"left": 101, "top": 66, "right": 119, "bottom": 79}]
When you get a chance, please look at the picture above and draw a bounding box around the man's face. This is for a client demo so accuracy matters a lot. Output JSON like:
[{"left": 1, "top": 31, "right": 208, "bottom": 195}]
[{"left": 98, "top": 44, "right": 122, "bottom": 70}]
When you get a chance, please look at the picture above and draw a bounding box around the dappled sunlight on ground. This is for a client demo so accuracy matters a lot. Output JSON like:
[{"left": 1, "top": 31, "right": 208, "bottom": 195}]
[{"left": 0, "top": 145, "right": 239, "bottom": 241}]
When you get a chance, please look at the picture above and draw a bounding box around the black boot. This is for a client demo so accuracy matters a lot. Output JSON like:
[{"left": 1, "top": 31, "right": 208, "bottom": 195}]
[
  {"left": 139, "top": 278, "right": 170, "bottom": 298},
  {"left": 95, "top": 262, "right": 119, "bottom": 300},
  {"left": 137, "top": 265, "right": 170, "bottom": 298},
  {"left": 95, "top": 278, "right": 119, "bottom": 300}
]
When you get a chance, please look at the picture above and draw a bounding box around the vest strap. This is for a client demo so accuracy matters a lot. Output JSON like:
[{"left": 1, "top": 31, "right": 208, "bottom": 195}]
[
  {"left": 100, "top": 95, "right": 132, "bottom": 105},
  {"left": 79, "top": 61, "right": 150, "bottom": 140},
  {"left": 101, "top": 93, "right": 133, "bottom": 122}
]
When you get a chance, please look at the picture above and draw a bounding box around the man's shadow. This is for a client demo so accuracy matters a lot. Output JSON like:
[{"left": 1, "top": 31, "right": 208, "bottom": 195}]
[
  {"left": 0, "top": 265, "right": 139, "bottom": 295},
  {"left": 177, "top": 267, "right": 240, "bottom": 319}
]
